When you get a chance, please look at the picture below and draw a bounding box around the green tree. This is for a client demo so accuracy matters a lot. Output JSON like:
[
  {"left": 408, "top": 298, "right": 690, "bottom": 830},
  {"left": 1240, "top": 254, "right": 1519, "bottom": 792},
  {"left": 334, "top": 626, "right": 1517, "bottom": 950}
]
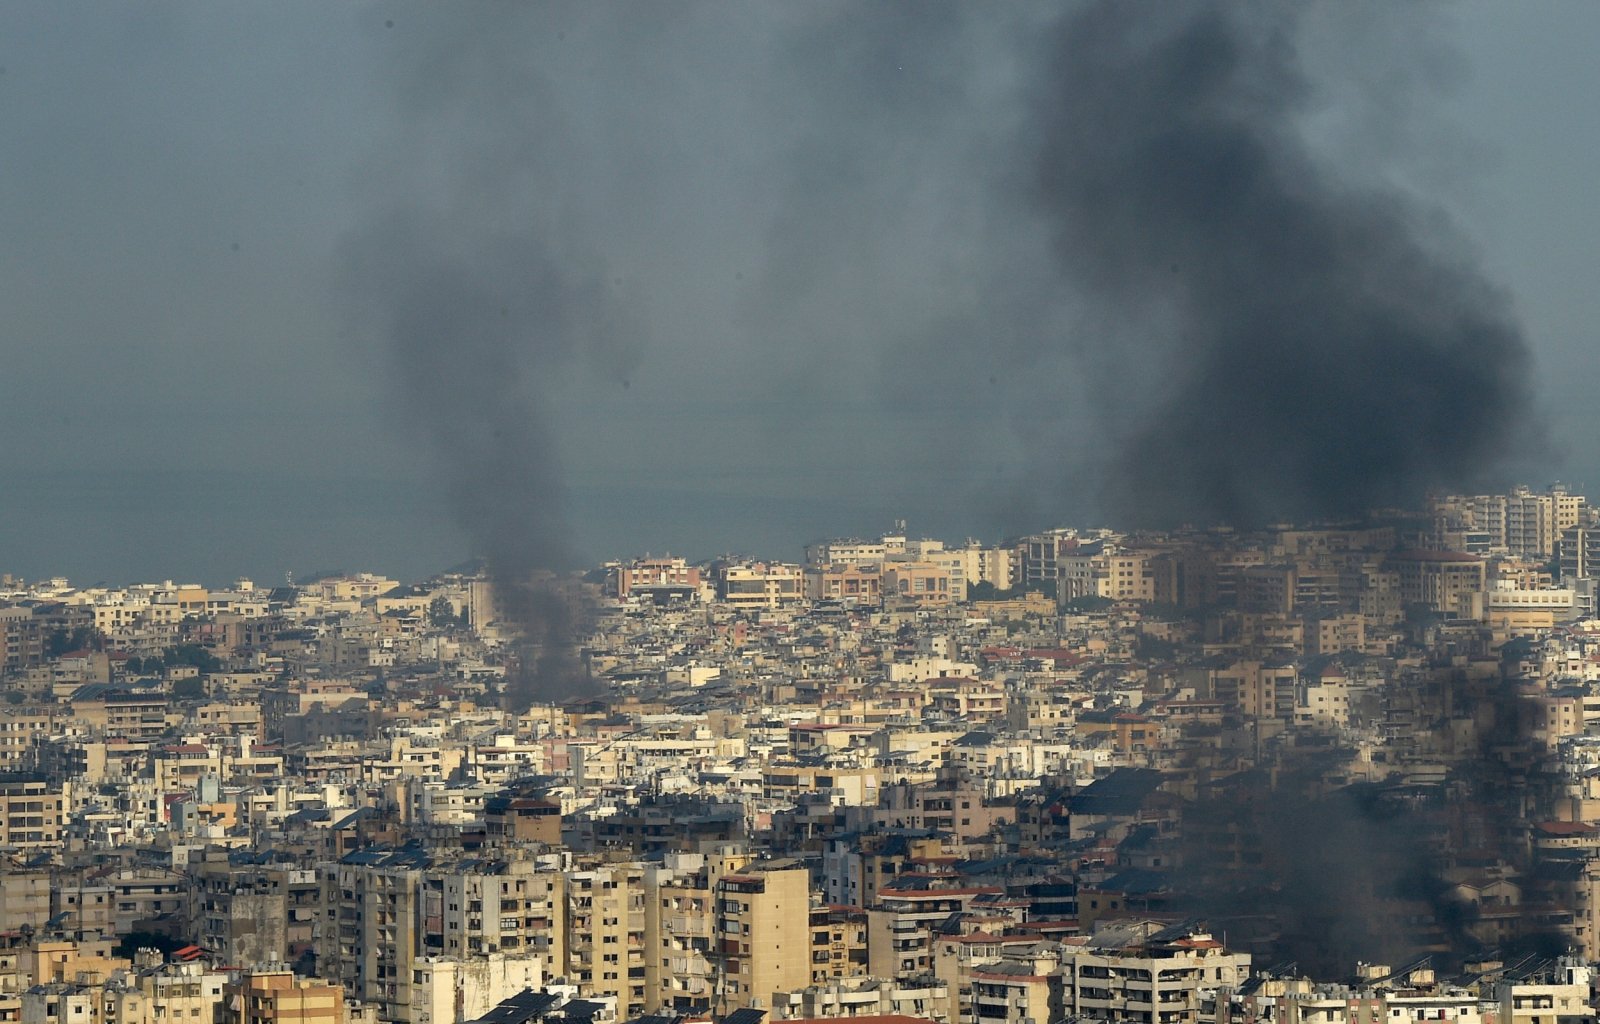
[
  {"left": 967, "top": 581, "right": 1020, "bottom": 602},
  {"left": 427, "top": 595, "right": 456, "bottom": 628},
  {"left": 46, "top": 626, "right": 101, "bottom": 657},
  {"left": 163, "top": 644, "right": 221, "bottom": 674},
  {"left": 170, "top": 677, "right": 207, "bottom": 701},
  {"left": 1022, "top": 578, "right": 1058, "bottom": 600},
  {"left": 1134, "top": 634, "right": 1179, "bottom": 661}
]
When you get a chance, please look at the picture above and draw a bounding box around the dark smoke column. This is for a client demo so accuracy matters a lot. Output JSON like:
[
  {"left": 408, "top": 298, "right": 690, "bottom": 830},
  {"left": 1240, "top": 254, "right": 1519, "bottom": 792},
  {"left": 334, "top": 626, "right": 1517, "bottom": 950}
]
[
  {"left": 338, "top": 11, "right": 634, "bottom": 712},
  {"left": 1028, "top": 2, "right": 1538, "bottom": 526},
  {"left": 342, "top": 214, "right": 607, "bottom": 711}
]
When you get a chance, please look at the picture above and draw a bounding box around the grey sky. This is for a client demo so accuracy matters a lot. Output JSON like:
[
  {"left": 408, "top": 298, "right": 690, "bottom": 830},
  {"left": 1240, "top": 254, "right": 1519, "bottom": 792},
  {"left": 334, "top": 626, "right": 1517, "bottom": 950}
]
[{"left": 0, "top": 2, "right": 1596, "bottom": 585}]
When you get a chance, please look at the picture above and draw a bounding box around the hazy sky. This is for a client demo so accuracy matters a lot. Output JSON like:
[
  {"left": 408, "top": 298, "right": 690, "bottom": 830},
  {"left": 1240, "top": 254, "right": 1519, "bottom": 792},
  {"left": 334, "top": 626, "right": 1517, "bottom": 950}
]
[{"left": 1, "top": 2, "right": 1596, "bottom": 586}]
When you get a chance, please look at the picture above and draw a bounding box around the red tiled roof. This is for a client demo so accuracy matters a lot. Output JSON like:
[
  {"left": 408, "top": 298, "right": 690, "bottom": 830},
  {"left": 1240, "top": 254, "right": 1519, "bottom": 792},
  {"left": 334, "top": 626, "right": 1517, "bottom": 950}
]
[{"left": 1535, "top": 820, "right": 1598, "bottom": 836}]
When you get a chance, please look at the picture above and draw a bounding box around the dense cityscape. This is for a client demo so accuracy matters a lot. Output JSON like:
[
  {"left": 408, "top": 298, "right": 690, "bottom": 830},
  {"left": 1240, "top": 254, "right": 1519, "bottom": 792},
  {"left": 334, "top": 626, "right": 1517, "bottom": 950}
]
[
  {"left": 4, "top": 5, "right": 1598, "bottom": 1024},
  {"left": 0, "top": 484, "right": 1599, "bottom": 1024}
]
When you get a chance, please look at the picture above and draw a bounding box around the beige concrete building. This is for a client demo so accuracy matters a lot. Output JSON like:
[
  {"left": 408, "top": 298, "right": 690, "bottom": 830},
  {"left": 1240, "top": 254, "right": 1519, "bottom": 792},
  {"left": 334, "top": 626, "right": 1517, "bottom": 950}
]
[
  {"left": 1305, "top": 612, "right": 1365, "bottom": 656},
  {"left": 1211, "top": 661, "right": 1298, "bottom": 721},
  {"left": 0, "top": 871, "right": 49, "bottom": 932},
  {"left": 610, "top": 558, "right": 701, "bottom": 601},
  {"left": 643, "top": 855, "right": 715, "bottom": 1014},
  {"left": 971, "top": 946, "right": 1064, "bottom": 1024},
  {"left": 190, "top": 859, "right": 319, "bottom": 967},
  {"left": 106, "top": 960, "right": 228, "bottom": 1024},
  {"left": 321, "top": 856, "right": 425, "bottom": 1023},
  {"left": 804, "top": 565, "right": 883, "bottom": 606},
  {"left": 1493, "top": 960, "right": 1592, "bottom": 1024},
  {"left": 1387, "top": 550, "right": 1486, "bottom": 615},
  {"left": 805, "top": 541, "right": 888, "bottom": 567},
  {"left": 409, "top": 956, "right": 543, "bottom": 1024},
  {"left": 1064, "top": 930, "right": 1249, "bottom": 1024},
  {"left": 1471, "top": 585, "right": 1577, "bottom": 632},
  {"left": 0, "top": 709, "right": 55, "bottom": 772},
  {"left": 869, "top": 888, "right": 1003, "bottom": 984},
  {"left": 1296, "top": 669, "right": 1350, "bottom": 729},
  {"left": 714, "top": 862, "right": 812, "bottom": 1015},
  {"left": 567, "top": 862, "right": 648, "bottom": 1018},
  {"left": 437, "top": 860, "right": 564, "bottom": 971},
  {"left": 224, "top": 968, "right": 344, "bottom": 1024},
  {"left": 1059, "top": 547, "right": 1157, "bottom": 604},
  {"left": 0, "top": 774, "right": 67, "bottom": 850},
  {"left": 718, "top": 564, "right": 804, "bottom": 610},
  {"left": 882, "top": 563, "right": 954, "bottom": 608}
]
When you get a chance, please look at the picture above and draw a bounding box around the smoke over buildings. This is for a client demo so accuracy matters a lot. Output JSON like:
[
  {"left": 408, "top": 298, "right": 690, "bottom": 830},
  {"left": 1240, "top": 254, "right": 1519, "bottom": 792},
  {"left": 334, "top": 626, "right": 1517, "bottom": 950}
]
[
  {"left": 340, "top": 2, "right": 1541, "bottom": 706},
  {"left": 338, "top": 8, "right": 648, "bottom": 709},
  {"left": 1022, "top": 1, "right": 1540, "bottom": 527}
]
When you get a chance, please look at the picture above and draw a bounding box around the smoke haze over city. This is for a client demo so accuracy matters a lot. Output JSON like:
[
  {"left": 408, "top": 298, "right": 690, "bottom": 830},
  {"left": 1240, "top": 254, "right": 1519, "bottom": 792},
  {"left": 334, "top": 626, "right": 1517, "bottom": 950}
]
[
  {"left": 7, "top": 0, "right": 1600, "bottom": 996},
  {"left": 0, "top": 2, "right": 1594, "bottom": 584}
]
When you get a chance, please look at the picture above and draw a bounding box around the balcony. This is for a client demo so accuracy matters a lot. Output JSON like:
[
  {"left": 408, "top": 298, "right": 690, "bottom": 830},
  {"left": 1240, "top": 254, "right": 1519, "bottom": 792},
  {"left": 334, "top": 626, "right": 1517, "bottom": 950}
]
[{"left": 669, "top": 957, "right": 711, "bottom": 977}]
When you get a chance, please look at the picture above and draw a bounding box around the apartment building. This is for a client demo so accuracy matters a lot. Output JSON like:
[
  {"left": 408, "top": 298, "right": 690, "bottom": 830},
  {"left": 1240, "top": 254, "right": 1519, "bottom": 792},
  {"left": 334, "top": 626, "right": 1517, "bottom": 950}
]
[
  {"left": 0, "top": 709, "right": 51, "bottom": 772},
  {"left": 868, "top": 886, "right": 1003, "bottom": 984},
  {"left": 805, "top": 541, "right": 888, "bottom": 567},
  {"left": 1432, "top": 486, "right": 1585, "bottom": 560},
  {"left": 1060, "top": 547, "right": 1157, "bottom": 604},
  {"left": 437, "top": 860, "right": 565, "bottom": 970},
  {"left": 223, "top": 969, "right": 345, "bottom": 1024},
  {"left": 806, "top": 905, "right": 868, "bottom": 985},
  {"left": 717, "top": 565, "right": 804, "bottom": 610},
  {"left": 1492, "top": 959, "right": 1592, "bottom": 1024},
  {"left": 713, "top": 862, "right": 812, "bottom": 1015},
  {"left": 1210, "top": 661, "right": 1298, "bottom": 722},
  {"left": 609, "top": 559, "right": 701, "bottom": 602},
  {"left": 644, "top": 855, "right": 715, "bottom": 1014},
  {"left": 971, "top": 945, "right": 1066, "bottom": 1024},
  {"left": 483, "top": 796, "right": 562, "bottom": 846},
  {"left": 190, "top": 858, "right": 320, "bottom": 967},
  {"left": 410, "top": 957, "right": 544, "bottom": 1024},
  {"left": 1064, "top": 928, "right": 1250, "bottom": 1024},
  {"left": 1471, "top": 585, "right": 1578, "bottom": 632},
  {"left": 321, "top": 851, "right": 427, "bottom": 1023},
  {"left": 0, "top": 871, "right": 50, "bottom": 932},
  {"left": 0, "top": 774, "right": 67, "bottom": 850},
  {"left": 804, "top": 565, "right": 883, "bottom": 606},
  {"left": 566, "top": 863, "right": 648, "bottom": 1019},
  {"left": 1386, "top": 551, "right": 1486, "bottom": 616},
  {"left": 771, "top": 975, "right": 944, "bottom": 1021},
  {"left": 106, "top": 959, "right": 228, "bottom": 1024},
  {"left": 1020, "top": 530, "right": 1081, "bottom": 588},
  {"left": 881, "top": 564, "right": 954, "bottom": 608}
]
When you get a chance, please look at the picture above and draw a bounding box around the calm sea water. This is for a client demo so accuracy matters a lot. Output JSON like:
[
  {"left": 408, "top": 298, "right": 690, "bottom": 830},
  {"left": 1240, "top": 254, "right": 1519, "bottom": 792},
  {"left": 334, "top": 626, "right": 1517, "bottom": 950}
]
[{"left": 0, "top": 468, "right": 944, "bottom": 587}]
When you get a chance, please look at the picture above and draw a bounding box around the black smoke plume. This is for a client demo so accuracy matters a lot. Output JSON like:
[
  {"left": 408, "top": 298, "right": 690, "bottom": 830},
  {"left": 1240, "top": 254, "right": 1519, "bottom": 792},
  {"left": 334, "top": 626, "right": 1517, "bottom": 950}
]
[
  {"left": 339, "top": 10, "right": 640, "bottom": 710},
  {"left": 1179, "top": 771, "right": 1455, "bottom": 976},
  {"left": 341, "top": 213, "right": 609, "bottom": 710},
  {"left": 1026, "top": 1, "right": 1539, "bottom": 527}
]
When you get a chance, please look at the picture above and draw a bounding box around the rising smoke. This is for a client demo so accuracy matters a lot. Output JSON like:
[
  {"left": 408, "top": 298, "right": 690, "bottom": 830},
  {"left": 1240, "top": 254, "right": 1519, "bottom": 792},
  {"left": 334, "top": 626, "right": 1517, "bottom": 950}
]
[
  {"left": 339, "top": 7, "right": 647, "bottom": 710},
  {"left": 1023, "top": 1, "right": 1539, "bottom": 526},
  {"left": 340, "top": 3, "right": 1540, "bottom": 706},
  {"left": 340, "top": 212, "right": 611, "bottom": 709}
]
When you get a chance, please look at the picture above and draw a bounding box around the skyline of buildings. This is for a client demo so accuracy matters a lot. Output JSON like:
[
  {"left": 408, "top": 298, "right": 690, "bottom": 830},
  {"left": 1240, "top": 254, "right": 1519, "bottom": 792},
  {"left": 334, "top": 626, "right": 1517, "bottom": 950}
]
[{"left": 5, "top": 481, "right": 1600, "bottom": 1024}]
